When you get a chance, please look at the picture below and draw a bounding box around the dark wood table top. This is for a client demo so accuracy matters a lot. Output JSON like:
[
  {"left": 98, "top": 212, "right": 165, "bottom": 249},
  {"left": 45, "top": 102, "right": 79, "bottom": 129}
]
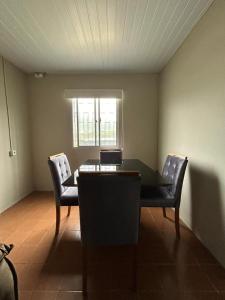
[{"left": 62, "top": 159, "right": 171, "bottom": 188}]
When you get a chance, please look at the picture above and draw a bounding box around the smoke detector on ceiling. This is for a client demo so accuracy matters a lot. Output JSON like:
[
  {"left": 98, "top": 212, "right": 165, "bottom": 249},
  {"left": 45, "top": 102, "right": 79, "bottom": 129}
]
[{"left": 34, "top": 72, "right": 46, "bottom": 79}]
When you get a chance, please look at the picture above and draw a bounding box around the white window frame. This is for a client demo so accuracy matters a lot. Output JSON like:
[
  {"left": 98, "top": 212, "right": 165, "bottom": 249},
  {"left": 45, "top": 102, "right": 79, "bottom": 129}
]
[{"left": 64, "top": 89, "right": 124, "bottom": 149}]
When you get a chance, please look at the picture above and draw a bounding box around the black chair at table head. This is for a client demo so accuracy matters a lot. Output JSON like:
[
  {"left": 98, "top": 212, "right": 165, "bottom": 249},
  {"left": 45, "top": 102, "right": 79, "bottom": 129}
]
[
  {"left": 141, "top": 154, "right": 188, "bottom": 238},
  {"left": 77, "top": 171, "right": 141, "bottom": 292},
  {"left": 48, "top": 153, "right": 79, "bottom": 234},
  {"left": 100, "top": 149, "right": 122, "bottom": 164}
]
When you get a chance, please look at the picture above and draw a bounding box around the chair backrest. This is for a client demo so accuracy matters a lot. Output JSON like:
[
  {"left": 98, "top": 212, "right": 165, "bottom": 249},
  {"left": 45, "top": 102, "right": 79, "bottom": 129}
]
[
  {"left": 48, "top": 153, "right": 71, "bottom": 201},
  {"left": 162, "top": 155, "right": 188, "bottom": 206},
  {"left": 100, "top": 149, "right": 122, "bottom": 164},
  {"left": 77, "top": 171, "right": 141, "bottom": 246}
]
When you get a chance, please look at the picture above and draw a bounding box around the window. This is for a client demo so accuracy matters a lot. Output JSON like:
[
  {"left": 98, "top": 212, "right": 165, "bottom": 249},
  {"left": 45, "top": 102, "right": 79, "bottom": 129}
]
[{"left": 72, "top": 97, "right": 120, "bottom": 147}]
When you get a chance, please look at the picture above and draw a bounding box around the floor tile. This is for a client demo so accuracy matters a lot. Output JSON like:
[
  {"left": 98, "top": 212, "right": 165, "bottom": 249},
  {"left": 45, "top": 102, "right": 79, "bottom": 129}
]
[
  {"left": 31, "top": 291, "right": 58, "bottom": 300},
  {"left": 86, "top": 264, "right": 112, "bottom": 291},
  {"left": 18, "top": 263, "right": 43, "bottom": 290},
  {"left": 110, "top": 291, "right": 137, "bottom": 300},
  {"left": 158, "top": 265, "right": 216, "bottom": 292},
  {"left": 138, "top": 265, "right": 163, "bottom": 291},
  {"left": 18, "top": 291, "right": 33, "bottom": 300},
  {"left": 56, "top": 291, "right": 84, "bottom": 300},
  {"left": 111, "top": 263, "right": 135, "bottom": 290},
  {"left": 201, "top": 265, "right": 225, "bottom": 291},
  {"left": 139, "top": 291, "right": 221, "bottom": 300},
  {"left": 59, "top": 272, "right": 82, "bottom": 291}
]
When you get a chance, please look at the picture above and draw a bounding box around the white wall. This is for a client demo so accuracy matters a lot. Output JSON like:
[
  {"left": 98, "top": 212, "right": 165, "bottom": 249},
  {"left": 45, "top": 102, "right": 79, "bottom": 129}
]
[
  {"left": 28, "top": 74, "right": 158, "bottom": 191},
  {"left": 0, "top": 57, "right": 33, "bottom": 213},
  {"left": 158, "top": 0, "right": 225, "bottom": 266}
]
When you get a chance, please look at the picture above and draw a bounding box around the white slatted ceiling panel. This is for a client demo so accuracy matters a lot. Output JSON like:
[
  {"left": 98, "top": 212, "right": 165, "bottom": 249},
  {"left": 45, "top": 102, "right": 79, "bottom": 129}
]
[{"left": 0, "top": 0, "right": 214, "bottom": 73}]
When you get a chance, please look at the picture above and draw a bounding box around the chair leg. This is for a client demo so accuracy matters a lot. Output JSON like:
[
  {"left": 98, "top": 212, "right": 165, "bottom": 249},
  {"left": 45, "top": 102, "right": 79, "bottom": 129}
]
[
  {"left": 175, "top": 208, "right": 180, "bottom": 239},
  {"left": 55, "top": 205, "right": 60, "bottom": 235},
  {"left": 132, "top": 244, "right": 138, "bottom": 292},
  {"left": 67, "top": 206, "right": 71, "bottom": 217},
  {"left": 162, "top": 207, "right": 166, "bottom": 218},
  {"left": 82, "top": 246, "right": 87, "bottom": 294}
]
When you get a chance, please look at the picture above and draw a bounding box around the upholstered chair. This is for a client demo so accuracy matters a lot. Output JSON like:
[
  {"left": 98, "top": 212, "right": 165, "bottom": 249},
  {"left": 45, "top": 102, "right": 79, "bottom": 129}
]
[
  {"left": 141, "top": 155, "right": 188, "bottom": 238},
  {"left": 0, "top": 244, "right": 18, "bottom": 300},
  {"left": 100, "top": 149, "right": 122, "bottom": 164},
  {"left": 77, "top": 171, "right": 141, "bottom": 292},
  {"left": 48, "top": 153, "right": 79, "bottom": 234}
]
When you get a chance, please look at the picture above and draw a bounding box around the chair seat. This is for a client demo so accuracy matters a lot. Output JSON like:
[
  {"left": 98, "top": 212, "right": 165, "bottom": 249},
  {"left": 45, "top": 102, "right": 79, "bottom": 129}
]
[
  {"left": 141, "top": 186, "right": 176, "bottom": 207},
  {"left": 60, "top": 187, "right": 79, "bottom": 206}
]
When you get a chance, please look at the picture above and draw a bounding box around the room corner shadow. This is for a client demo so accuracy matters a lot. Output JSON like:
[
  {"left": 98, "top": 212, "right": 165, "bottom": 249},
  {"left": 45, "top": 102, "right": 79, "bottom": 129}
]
[{"left": 189, "top": 164, "right": 224, "bottom": 258}]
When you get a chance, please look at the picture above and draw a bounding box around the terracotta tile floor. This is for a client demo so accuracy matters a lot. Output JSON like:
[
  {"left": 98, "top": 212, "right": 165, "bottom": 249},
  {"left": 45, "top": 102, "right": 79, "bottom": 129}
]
[{"left": 0, "top": 192, "right": 225, "bottom": 299}]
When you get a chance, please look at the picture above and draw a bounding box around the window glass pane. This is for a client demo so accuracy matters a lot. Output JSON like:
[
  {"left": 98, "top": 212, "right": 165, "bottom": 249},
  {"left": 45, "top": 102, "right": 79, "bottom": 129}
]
[
  {"left": 78, "top": 98, "right": 95, "bottom": 146},
  {"left": 95, "top": 99, "right": 99, "bottom": 146},
  {"left": 100, "top": 98, "right": 117, "bottom": 146},
  {"left": 72, "top": 99, "right": 78, "bottom": 147}
]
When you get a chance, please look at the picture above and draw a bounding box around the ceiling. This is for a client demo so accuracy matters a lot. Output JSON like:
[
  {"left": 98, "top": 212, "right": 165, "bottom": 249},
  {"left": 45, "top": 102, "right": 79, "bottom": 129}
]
[{"left": 0, "top": 0, "right": 214, "bottom": 74}]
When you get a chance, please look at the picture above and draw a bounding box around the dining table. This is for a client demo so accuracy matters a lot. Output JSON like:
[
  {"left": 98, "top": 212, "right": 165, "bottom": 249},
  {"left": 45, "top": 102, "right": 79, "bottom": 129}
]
[{"left": 62, "top": 159, "right": 171, "bottom": 194}]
